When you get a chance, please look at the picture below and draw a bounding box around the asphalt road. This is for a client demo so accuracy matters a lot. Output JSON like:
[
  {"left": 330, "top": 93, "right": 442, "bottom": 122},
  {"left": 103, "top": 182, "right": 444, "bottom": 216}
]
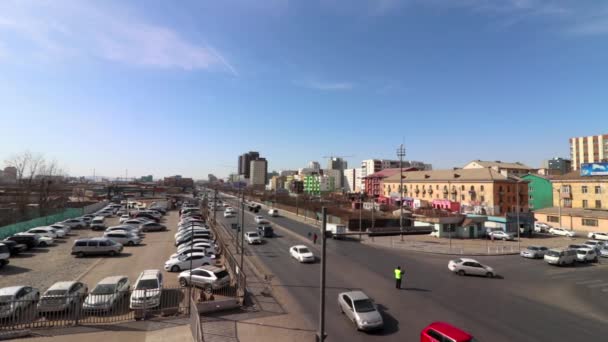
[{"left": 217, "top": 194, "right": 608, "bottom": 342}]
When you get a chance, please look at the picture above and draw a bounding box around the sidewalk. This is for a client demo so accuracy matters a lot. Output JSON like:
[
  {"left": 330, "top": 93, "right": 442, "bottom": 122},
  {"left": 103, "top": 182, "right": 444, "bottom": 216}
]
[
  {"left": 202, "top": 219, "right": 316, "bottom": 342},
  {"left": 360, "top": 233, "right": 591, "bottom": 255}
]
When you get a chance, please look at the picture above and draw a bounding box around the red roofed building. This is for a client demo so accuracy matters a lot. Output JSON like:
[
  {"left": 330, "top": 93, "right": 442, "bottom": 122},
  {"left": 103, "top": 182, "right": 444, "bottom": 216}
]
[{"left": 364, "top": 167, "right": 418, "bottom": 199}]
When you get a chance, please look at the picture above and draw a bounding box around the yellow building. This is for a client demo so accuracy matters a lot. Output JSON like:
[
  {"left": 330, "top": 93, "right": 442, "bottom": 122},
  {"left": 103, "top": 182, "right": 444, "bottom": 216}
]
[
  {"left": 534, "top": 171, "right": 608, "bottom": 232},
  {"left": 382, "top": 168, "right": 528, "bottom": 216}
]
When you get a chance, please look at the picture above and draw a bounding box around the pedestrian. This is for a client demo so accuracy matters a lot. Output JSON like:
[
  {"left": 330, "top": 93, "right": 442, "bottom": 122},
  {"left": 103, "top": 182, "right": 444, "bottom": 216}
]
[
  {"left": 313, "top": 233, "right": 318, "bottom": 244},
  {"left": 307, "top": 232, "right": 312, "bottom": 240},
  {"left": 394, "top": 266, "right": 403, "bottom": 289}
]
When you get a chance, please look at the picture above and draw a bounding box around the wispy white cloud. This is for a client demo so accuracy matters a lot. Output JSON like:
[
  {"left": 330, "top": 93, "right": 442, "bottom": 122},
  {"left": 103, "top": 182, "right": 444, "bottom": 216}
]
[
  {"left": 294, "top": 79, "right": 355, "bottom": 91},
  {"left": 0, "top": 1, "right": 237, "bottom": 74}
]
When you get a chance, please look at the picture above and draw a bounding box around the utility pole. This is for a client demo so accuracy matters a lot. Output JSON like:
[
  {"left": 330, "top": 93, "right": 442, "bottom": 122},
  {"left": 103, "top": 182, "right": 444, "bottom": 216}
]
[
  {"left": 359, "top": 193, "right": 363, "bottom": 241},
  {"left": 397, "top": 144, "right": 406, "bottom": 241},
  {"left": 317, "top": 207, "right": 328, "bottom": 342},
  {"left": 240, "top": 190, "right": 245, "bottom": 270},
  {"left": 213, "top": 189, "right": 218, "bottom": 225},
  {"left": 516, "top": 181, "right": 521, "bottom": 251}
]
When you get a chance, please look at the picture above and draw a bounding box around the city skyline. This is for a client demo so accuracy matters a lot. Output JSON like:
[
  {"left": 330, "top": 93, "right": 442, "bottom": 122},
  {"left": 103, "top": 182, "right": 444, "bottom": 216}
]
[{"left": 1, "top": 1, "right": 607, "bottom": 178}]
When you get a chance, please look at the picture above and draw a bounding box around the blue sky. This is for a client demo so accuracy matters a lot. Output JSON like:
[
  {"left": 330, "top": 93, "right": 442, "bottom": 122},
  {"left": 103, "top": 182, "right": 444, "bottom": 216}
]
[{"left": 1, "top": 0, "right": 607, "bottom": 179}]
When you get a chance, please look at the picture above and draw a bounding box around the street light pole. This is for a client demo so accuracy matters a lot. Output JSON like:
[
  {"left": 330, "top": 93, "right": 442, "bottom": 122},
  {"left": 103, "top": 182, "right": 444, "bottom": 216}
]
[
  {"left": 240, "top": 191, "right": 245, "bottom": 271},
  {"left": 317, "top": 207, "right": 328, "bottom": 342},
  {"left": 397, "top": 144, "right": 406, "bottom": 241},
  {"left": 516, "top": 181, "right": 521, "bottom": 251}
]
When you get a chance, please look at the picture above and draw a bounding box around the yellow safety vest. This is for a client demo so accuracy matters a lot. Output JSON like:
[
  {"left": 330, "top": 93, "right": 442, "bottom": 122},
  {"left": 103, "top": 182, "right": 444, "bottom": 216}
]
[{"left": 394, "top": 269, "right": 402, "bottom": 279}]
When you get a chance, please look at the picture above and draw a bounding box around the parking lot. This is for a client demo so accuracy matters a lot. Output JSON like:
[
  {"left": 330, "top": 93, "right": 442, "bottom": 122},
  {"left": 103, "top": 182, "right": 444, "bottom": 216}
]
[{"left": 0, "top": 209, "right": 182, "bottom": 296}]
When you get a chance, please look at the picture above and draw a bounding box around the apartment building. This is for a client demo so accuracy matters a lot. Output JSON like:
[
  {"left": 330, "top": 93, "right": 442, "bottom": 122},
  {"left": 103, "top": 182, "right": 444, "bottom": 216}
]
[
  {"left": 570, "top": 133, "right": 608, "bottom": 170},
  {"left": 463, "top": 160, "right": 534, "bottom": 177},
  {"left": 382, "top": 169, "right": 529, "bottom": 216}
]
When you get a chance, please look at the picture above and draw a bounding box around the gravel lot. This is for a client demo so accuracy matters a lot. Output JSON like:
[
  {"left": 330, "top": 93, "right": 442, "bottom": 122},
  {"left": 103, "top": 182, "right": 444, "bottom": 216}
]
[{"left": 0, "top": 212, "right": 177, "bottom": 292}]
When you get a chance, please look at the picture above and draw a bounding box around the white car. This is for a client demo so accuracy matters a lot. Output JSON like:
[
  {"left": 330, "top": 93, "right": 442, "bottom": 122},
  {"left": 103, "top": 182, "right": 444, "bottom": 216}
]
[
  {"left": 164, "top": 252, "right": 214, "bottom": 272},
  {"left": 177, "top": 266, "right": 230, "bottom": 290},
  {"left": 106, "top": 225, "right": 141, "bottom": 236},
  {"left": 0, "top": 286, "right": 40, "bottom": 320},
  {"left": 118, "top": 215, "right": 131, "bottom": 224},
  {"left": 448, "top": 258, "right": 496, "bottom": 278},
  {"left": 104, "top": 231, "right": 142, "bottom": 246},
  {"left": 175, "top": 228, "right": 210, "bottom": 240},
  {"left": 223, "top": 211, "right": 235, "bottom": 218},
  {"left": 534, "top": 222, "right": 551, "bottom": 233},
  {"left": 123, "top": 219, "right": 146, "bottom": 228},
  {"left": 49, "top": 223, "right": 71, "bottom": 234},
  {"left": 254, "top": 216, "right": 268, "bottom": 224},
  {"left": 487, "top": 231, "right": 515, "bottom": 241},
  {"left": 245, "top": 232, "right": 262, "bottom": 244},
  {"left": 83, "top": 276, "right": 130, "bottom": 312},
  {"left": 27, "top": 227, "right": 59, "bottom": 239},
  {"left": 130, "top": 270, "right": 163, "bottom": 310},
  {"left": 583, "top": 240, "right": 606, "bottom": 252},
  {"left": 170, "top": 248, "right": 215, "bottom": 260},
  {"left": 61, "top": 218, "right": 86, "bottom": 229},
  {"left": 19, "top": 232, "right": 54, "bottom": 246},
  {"left": 549, "top": 228, "right": 576, "bottom": 237},
  {"left": 587, "top": 232, "right": 608, "bottom": 241},
  {"left": 289, "top": 245, "right": 315, "bottom": 263},
  {"left": 576, "top": 248, "right": 598, "bottom": 263},
  {"left": 520, "top": 246, "right": 549, "bottom": 259},
  {"left": 177, "top": 241, "right": 218, "bottom": 255}
]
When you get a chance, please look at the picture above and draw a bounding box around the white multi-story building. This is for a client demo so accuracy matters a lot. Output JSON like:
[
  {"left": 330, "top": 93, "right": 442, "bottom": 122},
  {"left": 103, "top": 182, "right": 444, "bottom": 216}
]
[
  {"left": 250, "top": 159, "right": 267, "bottom": 186},
  {"left": 308, "top": 161, "right": 321, "bottom": 171},
  {"left": 344, "top": 168, "right": 362, "bottom": 193},
  {"left": 360, "top": 159, "right": 432, "bottom": 191}
]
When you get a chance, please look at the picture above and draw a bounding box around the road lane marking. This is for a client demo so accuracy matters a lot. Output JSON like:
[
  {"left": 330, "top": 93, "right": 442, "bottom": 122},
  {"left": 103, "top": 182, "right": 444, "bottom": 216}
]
[
  {"left": 575, "top": 280, "right": 603, "bottom": 285},
  {"left": 587, "top": 282, "right": 608, "bottom": 288}
]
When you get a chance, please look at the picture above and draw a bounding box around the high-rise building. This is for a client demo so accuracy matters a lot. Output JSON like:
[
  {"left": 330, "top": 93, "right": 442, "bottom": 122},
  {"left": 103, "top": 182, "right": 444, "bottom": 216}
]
[
  {"left": 360, "top": 159, "right": 432, "bottom": 191},
  {"left": 308, "top": 161, "right": 321, "bottom": 171},
  {"left": 344, "top": 168, "right": 362, "bottom": 193},
  {"left": 570, "top": 133, "right": 608, "bottom": 170},
  {"left": 250, "top": 159, "right": 268, "bottom": 186},
  {"left": 238, "top": 151, "right": 260, "bottom": 179},
  {"left": 327, "top": 157, "right": 347, "bottom": 171},
  {"left": 323, "top": 169, "right": 343, "bottom": 190}
]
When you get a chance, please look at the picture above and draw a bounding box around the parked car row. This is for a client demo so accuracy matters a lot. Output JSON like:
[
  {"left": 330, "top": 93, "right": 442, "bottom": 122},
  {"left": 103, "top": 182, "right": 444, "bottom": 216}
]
[{"left": 520, "top": 238, "right": 607, "bottom": 265}]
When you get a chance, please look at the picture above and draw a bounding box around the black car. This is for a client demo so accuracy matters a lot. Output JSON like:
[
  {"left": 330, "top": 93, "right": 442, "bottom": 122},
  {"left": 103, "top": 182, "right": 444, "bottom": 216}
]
[
  {"left": 0, "top": 240, "right": 28, "bottom": 255},
  {"left": 257, "top": 225, "right": 274, "bottom": 238},
  {"left": 134, "top": 212, "right": 159, "bottom": 222},
  {"left": 4, "top": 234, "right": 40, "bottom": 249}
]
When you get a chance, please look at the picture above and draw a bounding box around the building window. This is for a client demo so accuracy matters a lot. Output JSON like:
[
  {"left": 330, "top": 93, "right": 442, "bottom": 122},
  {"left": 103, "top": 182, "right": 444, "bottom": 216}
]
[
  {"left": 595, "top": 186, "right": 602, "bottom": 194},
  {"left": 529, "top": 195, "right": 533, "bottom": 201},
  {"left": 562, "top": 185, "right": 570, "bottom": 193},
  {"left": 480, "top": 185, "right": 484, "bottom": 191},
  {"left": 461, "top": 194, "right": 465, "bottom": 201},
  {"left": 547, "top": 216, "right": 559, "bottom": 223},
  {"left": 582, "top": 186, "right": 588, "bottom": 194},
  {"left": 436, "top": 185, "right": 439, "bottom": 190},
  {"left": 461, "top": 185, "right": 465, "bottom": 191},
  {"left": 499, "top": 186, "right": 503, "bottom": 193},
  {"left": 582, "top": 200, "right": 588, "bottom": 208},
  {"left": 582, "top": 218, "right": 599, "bottom": 227},
  {"left": 596, "top": 200, "right": 602, "bottom": 209},
  {"left": 564, "top": 198, "right": 572, "bottom": 207},
  {"left": 480, "top": 195, "right": 485, "bottom": 202},
  {"left": 529, "top": 185, "right": 533, "bottom": 192}
]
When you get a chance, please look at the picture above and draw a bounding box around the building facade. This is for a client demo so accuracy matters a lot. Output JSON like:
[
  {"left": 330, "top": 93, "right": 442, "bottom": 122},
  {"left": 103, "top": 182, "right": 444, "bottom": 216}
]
[
  {"left": 532, "top": 171, "right": 608, "bottom": 233},
  {"left": 303, "top": 175, "right": 320, "bottom": 195},
  {"left": 323, "top": 169, "right": 342, "bottom": 190},
  {"left": 238, "top": 151, "right": 260, "bottom": 179},
  {"left": 570, "top": 133, "right": 608, "bottom": 170},
  {"left": 364, "top": 168, "right": 402, "bottom": 198},
  {"left": 521, "top": 174, "right": 553, "bottom": 211},
  {"left": 542, "top": 157, "right": 572, "bottom": 176},
  {"left": 344, "top": 168, "right": 362, "bottom": 193},
  {"left": 463, "top": 160, "right": 534, "bottom": 177},
  {"left": 382, "top": 169, "right": 529, "bottom": 216},
  {"left": 249, "top": 159, "right": 268, "bottom": 186}
]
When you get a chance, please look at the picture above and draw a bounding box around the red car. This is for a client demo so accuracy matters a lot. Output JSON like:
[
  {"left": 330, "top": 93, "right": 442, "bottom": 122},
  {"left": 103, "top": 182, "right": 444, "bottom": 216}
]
[{"left": 421, "top": 322, "right": 478, "bottom": 342}]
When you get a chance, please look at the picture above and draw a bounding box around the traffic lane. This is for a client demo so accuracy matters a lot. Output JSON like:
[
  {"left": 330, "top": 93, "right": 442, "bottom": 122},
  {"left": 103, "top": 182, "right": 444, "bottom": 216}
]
[
  {"left": 219, "top": 212, "right": 377, "bottom": 342},
  {"left": 249, "top": 210, "right": 608, "bottom": 341},
  {"left": 79, "top": 211, "right": 180, "bottom": 290},
  {"left": 329, "top": 239, "right": 608, "bottom": 341}
]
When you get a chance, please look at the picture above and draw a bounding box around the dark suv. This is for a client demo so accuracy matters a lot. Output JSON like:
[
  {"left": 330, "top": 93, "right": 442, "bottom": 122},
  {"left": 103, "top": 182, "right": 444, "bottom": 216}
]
[
  {"left": 257, "top": 225, "right": 274, "bottom": 238},
  {"left": 4, "top": 234, "right": 40, "bottom": 249},
  {"left": 0, "top": 240, "right": 27, "bottom": 255}
]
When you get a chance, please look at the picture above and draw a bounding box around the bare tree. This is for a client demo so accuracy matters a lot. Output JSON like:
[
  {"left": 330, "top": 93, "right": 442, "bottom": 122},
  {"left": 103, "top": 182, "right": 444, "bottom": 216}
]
[{"left": 4, "top": 152, "right": 66, "bottom": 217}]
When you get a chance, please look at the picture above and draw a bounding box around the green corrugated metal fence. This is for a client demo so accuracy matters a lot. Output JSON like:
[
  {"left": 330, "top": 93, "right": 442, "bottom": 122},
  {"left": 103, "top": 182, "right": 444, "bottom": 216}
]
[{"left": 0, "top": 208, "right": 83, "bottom": 240}]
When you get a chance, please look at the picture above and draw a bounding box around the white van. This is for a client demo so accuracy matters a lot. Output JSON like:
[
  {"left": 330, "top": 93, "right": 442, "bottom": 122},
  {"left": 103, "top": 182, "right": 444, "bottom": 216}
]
[
  {"left": 326, "top": 223, "right": 347, "bottom": 239},
  {"left": 544, "top": 248, "right": 577, "bottom": 266},
  {"left": 268, "top": 209, "right": 279, "bottom": 217},
  {"left": 90, "top": 216, "right": 106, "bottom": 231}
]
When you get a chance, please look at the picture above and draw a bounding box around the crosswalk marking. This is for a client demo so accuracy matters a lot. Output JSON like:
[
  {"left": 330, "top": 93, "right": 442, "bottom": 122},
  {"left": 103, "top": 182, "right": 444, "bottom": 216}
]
[{"left": 587, "top": 282, "right": 608, "bottom": 289}]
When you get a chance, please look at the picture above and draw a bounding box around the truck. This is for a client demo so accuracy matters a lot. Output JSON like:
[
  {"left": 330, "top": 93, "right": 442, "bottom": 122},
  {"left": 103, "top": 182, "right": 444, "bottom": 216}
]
[{"left": 325, "top": 223, "right": 347, "bottom": 239}]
